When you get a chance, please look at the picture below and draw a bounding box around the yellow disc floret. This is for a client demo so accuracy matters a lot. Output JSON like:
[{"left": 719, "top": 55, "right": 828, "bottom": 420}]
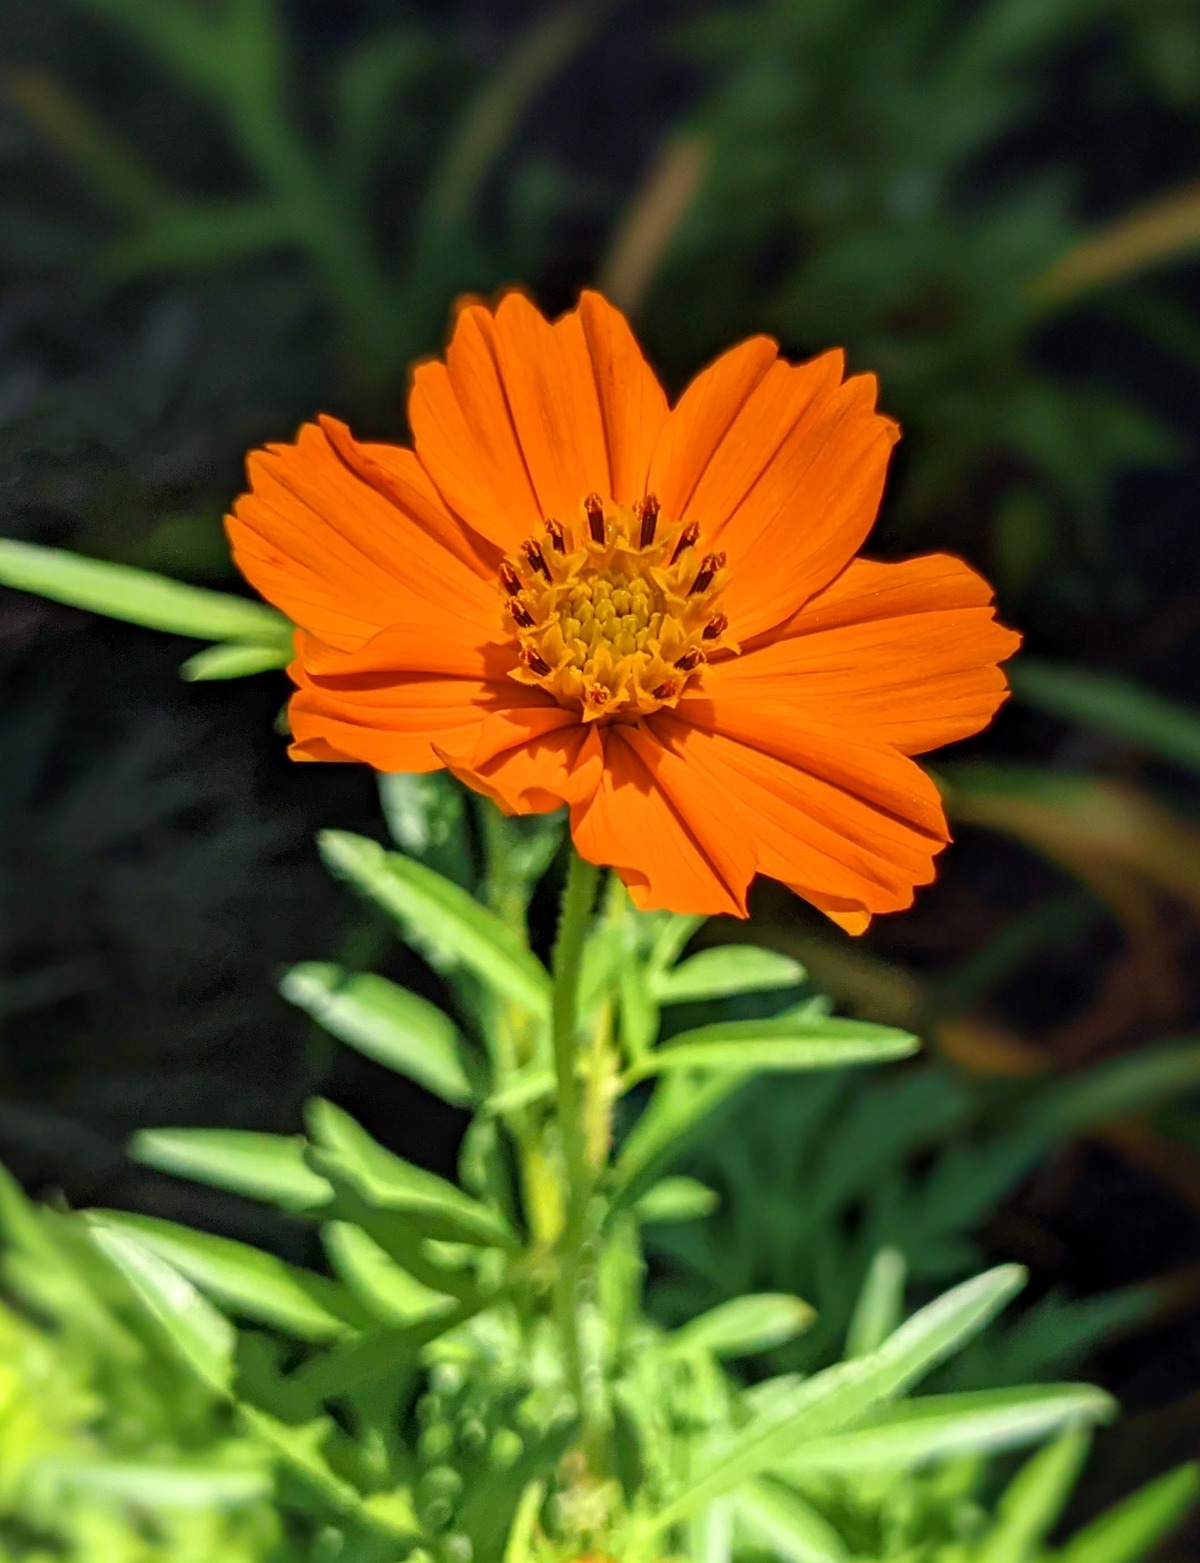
[{"left": 500, "top": 493, "right": 735, "bottom": 720}]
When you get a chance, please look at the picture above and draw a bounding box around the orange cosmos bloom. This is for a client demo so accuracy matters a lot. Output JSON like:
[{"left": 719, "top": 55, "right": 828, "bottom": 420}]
[{"left": 227, "top": 290, "right": 1019, "bottom": 930}]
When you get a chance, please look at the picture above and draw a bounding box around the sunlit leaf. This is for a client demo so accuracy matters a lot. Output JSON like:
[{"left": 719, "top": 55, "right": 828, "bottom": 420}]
[
  {"left": 671, "top": 1294, "right": 816, "bottom": 1358},
  {"left": 319, "top": 831, "right": 551, "bottom": 1018},
  {"left": 281, "top": 962, "right": 478, "bottom": 1105},
  {"left": 1057, "top": 1463, "right": 1200, "bottom": 1563},
  {"left": 733, "top": 1480, "right": 849, "bottom": 1563},
  {"left": 628, "top": 1016, "right": 918, "bottom": 1081},
  {"left": 181, "top": 640, "right": 292, "bottom": 680},
  {"left": 130, "top": 1127, "right": 331, "bottom": 1213},
  {"left": 977, "top": 1429, "right": 1093, "bottom": 1563},
  {"left": 653, "top": 945, "right": 806, "bottom": 1005},
  {"left": 0, "top": 539, "right": 289, "bottom": 644}
]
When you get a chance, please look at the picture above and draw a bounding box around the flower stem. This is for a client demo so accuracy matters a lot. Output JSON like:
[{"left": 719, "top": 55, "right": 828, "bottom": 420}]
[{"left": 550, "top": 849, "right": 600, "bottom": 1452}]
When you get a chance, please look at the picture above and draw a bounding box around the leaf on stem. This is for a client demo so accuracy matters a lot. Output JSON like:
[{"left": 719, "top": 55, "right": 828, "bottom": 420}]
[
  {"left": 627, "top": 1015, "right": 918, "bottom": 1082},
  {"left": 281, "top": 963, "right": 479, "bottom": 1106},
  {"left": 319, "top": 831, "right": 551, "bottom": 1020},
  {"left": 130, "top": 1127, "right": 331, "bottom": 1213},
  {"left": 652, "top": 945, "right": 806, "bottom": 1005}
]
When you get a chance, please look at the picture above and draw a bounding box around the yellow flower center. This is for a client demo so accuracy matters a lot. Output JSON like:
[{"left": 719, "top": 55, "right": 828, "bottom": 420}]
[{"left": 500, "top": 494, "right": 735, "bottom": 721}]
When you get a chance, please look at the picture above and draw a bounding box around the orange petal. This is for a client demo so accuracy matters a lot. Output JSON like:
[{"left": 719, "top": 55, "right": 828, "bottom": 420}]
[
  {"left": 647, "top": 340, "right": 899, "bottom": 642},
  {"left": 286, "top": 625, "right": 541, "bottom": 772},
  {"left": 656, "top": 707, "right": 949, "bottom": 927},
  {"left": 576, "top": 290, "right": 668, "bottom": 505},
  {"left": 227, "top": 419, "right": 496, "bottom": 652},
  {"left": 410, "top": 291, "right": 668, "bottom": 549},
  {"left": 439, "top": 707, "right": 604, "bottom": 815},
  {"left": 569, "top": 725, "right": 754, "bottom": 917},
  {"left": 726, "top": 553, "right": 1022, "bottom": 755}
]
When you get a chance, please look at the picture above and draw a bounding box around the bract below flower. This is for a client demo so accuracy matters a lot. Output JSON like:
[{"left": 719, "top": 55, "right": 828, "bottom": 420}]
[{"left": 227, "top": 290, "right": 1019, "bottom": 928}]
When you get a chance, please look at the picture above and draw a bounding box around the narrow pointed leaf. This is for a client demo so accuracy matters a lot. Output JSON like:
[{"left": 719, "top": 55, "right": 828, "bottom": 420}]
[
  {"left": 281, "top": 962, "right": 477, "bottom": 1105},
  {"left": 89, "top": 1211, "right": 370, "bottom": 1340},
  {"left": 130, "top": 1127, "right": 331, "bottom": 1213},
  {"left": 977, "top": 1429, "right": 1094, "bottom": 1563},
  {"left": 672, "top": 1294, "right": 816, "bottom": 1359},
  {"left": 306, "top": 1098, "right": 518, "bottom": 1251},
  {"left": 0, "top": 539, "right": 289, "bottom": 643},
  {"left": 651, "top": 1266, "right": 1026, "bottom": 1532},
  {"left": 654, "top": 946, "right": 805, "bottom": 1004},
  {"left": 629, "top": 1015, "right": 918, "bottom": 1081},
  {"left": 846, "top": 1247, "right": 907, "bottom": 1359},
  {"left": 322, "top": 1221, "right": 457, "bottom": 1327},
  {"left": 775, "top": 1386, "right": 1112, "bottom": 1476},
  {"left": 1057, "top": 1464, "right": 1200, "bottom": 1563},
  {"left": 734, "top": 1481, "right": 848, "bottom": 1563},
  {"left": 87, "top": 1222, "right": 234, "bottom": 1393},
  {"left": 181, "top": 641, "right": 292, "bottom": 680},
  {"left": 635, "top": 1176, "right": 719, "bottom": 1223},
  {"left": 319, "top": 832, "right": 551, "bottom": 1017}
]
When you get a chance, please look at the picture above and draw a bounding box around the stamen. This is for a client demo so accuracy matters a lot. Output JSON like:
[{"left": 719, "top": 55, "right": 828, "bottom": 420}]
[
  {"left": 500, "top": 561, "right": 523, "bottom": 596},
  {"left": 587, "top": 687, "right": 609, "bottom": 708},
  {"left": 508, "top": 599, "right": 535, "bottom": 629},
  {"left": 675, "top": 648, "right": 705, "bottom": 673},
  {"left": 522, "top": 539, "right": 550, "bottom": 580},
  {"left": 545, "top": 518, "right": 566, "bottom": 553},
  {"left": 703, "top": 612, "right": 728, "bottom": 640},
  {"left": 639, "top": 494, "right": 660, "bottom": 549},
  {"left": 690, "top": 551, "right": 726, "bottom": 595},
  {"left": 520, "top": 646, "right": 551, "bottom": 676},
  {"left": 671, "top": 521, "right": 700, "bottom": 564},
  {"left": 584, "top": 493, "right": 606, "bottom": 544},
  {"left": 653, "top": 679, "right": 681, "bottom": 701}
]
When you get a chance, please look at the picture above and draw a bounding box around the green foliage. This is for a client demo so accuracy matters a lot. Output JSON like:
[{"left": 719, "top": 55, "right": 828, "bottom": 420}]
[{"left": 0, "top": 826, "right": 1188, "bottom": 1559}]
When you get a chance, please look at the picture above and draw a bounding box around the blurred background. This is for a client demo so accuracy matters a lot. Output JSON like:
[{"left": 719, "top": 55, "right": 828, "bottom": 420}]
[{"left": 2, "top": 0, "right": 1200, "bottom": 1550}]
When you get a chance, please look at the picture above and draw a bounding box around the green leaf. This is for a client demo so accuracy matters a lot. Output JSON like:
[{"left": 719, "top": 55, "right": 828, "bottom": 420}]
[
  {"left": 1029, "top": 1040, "right": 1200, "bottom": 1137},
  {"left": 281, "top": 963, "right": 478, "bottom": 1105},
  {"left": 635, "top": 1176, "right": 719, "bottom": 1223},
  {"left": 130, "top": 1127, "right": 331, "bottom": 1213},
  {"left": 181, "top": 640, "right": 292, "bottom": 680},
  {"left": 614, "top": 1072, "right": 751, "bottom": 1207},
  {"left": 378, "top": 771, "right": 474, "bottom": 887},
  {"left": 1010, "top": 658, "right": 1200, "bottom": 778},
  {"left": 322, "top": 1221, "right": 457, "bottom": 1327},
  {"left": 734, "top": 1481, "right": 848, "bottom": 1563},
  {"left": 0, "top": 539, "right": 289, "bottom": 644},
  {"left": 671, "top": 1294, "right": 816, "bottom": 1358},
  {"left": 650, "top": 1266, "right": 1026, "bottom": 1532},
  {"left": 845, "top": 1247, "right": 907, "bottom": 1359},
  {"left": 306, "top": 1098, "right": 518, "bottom": 1252},
  {"left": 87, "top": 1221, "right": 234, "bottom": 1394},
  {"left": 977, "top": 1429, "right": 1094, "bottom": 1563},
  {"left": 319, "top": 831, "right": 551, "bottom": 1018},
  {"left": 88, "top": 1211, "right": 370, "bottom": 1341},
  {"left": 653, "top": 946, "right": 805, "bottom": 1004},
  {"left": 627, "top": 1015, "right": 919, "bottom": 1082},
  {"left": 775, "top": 1387, "right": 1112, "bottom": 1475},
  {"left": 1057, "top": 1463, "right": 1200, "bottom": 1563},
  {"left": 36, "top": 1458, "right": 272, "bottom": 1509}
]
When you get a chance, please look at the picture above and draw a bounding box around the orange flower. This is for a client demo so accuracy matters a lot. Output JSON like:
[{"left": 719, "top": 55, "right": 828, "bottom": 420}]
[{"left": 227, "top": 291, "right": 1019, "bottom": 929}]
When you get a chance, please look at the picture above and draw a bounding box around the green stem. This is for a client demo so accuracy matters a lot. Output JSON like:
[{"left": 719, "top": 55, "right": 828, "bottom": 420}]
[{"left": 550, "top": 849, "right": 600, "bottom": 1452}]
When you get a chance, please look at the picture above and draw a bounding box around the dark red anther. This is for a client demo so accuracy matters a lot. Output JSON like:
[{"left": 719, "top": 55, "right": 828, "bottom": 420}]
[
  {"left": 520, "top": 646, "right": 551, "bottom": 676},
  {"left": 703, "top": 611, "right": 729, "bottom": 640},
  {"left": 500, "top": 561, "right": 523, "bottom": 596},
  {"left": 587, "top": 686, "right": 610, "bottom": 708},
  {"left": 652, "top": 679, "right": 680, "bottom": 701},
  {"left": 689, "top": 551, "right": 726, "bottom": 595},
  {"left": 508, "top": 599, "right": 535, "bottom": 629},
  {"left": 670, "top": 521, "right": 700, "bottom": 564},
  {"left": 584, "top": 493, "right": 606, "bottom": 544},
  {"left": 522, "top": 539, "right": 550, "bottom": 579},
  {"left": 675, "top": 648, "right": 705, "bottom": 673},
  {"left": 545, "top": 518, "right": 566, "bottom": 553},
  {"left": 639, "top": 494, "right": 660, "bottom": 549}
]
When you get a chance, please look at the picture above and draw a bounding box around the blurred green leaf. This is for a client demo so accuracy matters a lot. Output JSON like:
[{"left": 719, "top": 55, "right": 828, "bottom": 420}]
[
  {"left": 1010, "top": 658, "right": 1200, "bottom": 777},
  {"left": 1057, "top": 1463, "right": 1200, "bottom": 1563},
  {"left": 181, "top": 641, "right": 292, "bottom": 680},
  {"left": 281, "top": 963, "right": 479, "bottom": 1106},
  {"left": 629, "top": 1016, "right": 919, "bottom": 1082},
  {"left": 845, "top": 1247, "right": 908, "bottom": 1359},
  {"left": 671, "top": 1294, "right": 816, "bottom": 1359},
  {"left": 34, "top": 1457, "right": 272, "bottom": 1509},
  {"left": 635, "top": 1176, "right": 720, "bottom": 1224},
  {"left": 734, "top": 1479, "right": 849, "bottom": 1563},
  {"left": 0, "top": 539, "right": 289, "bottom": 644},
  {"left": 978, "top": 1429, "right": 1094, "bottom": 1563},
  {"left": 131, "top": 1127, "right": 331, "bottom": 1213},
  {"left": 652, "top": 945, "right": 806, "bottom": 1005},
  {"left": 319, "top": 831, "right": 551, "bottom": 1019},
  {"left": 86, "top": 1221, "right": 235, "bottom": 1394},
  {"left": 88, "top": 1211, "right": 371, "bottom": 1341}
]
